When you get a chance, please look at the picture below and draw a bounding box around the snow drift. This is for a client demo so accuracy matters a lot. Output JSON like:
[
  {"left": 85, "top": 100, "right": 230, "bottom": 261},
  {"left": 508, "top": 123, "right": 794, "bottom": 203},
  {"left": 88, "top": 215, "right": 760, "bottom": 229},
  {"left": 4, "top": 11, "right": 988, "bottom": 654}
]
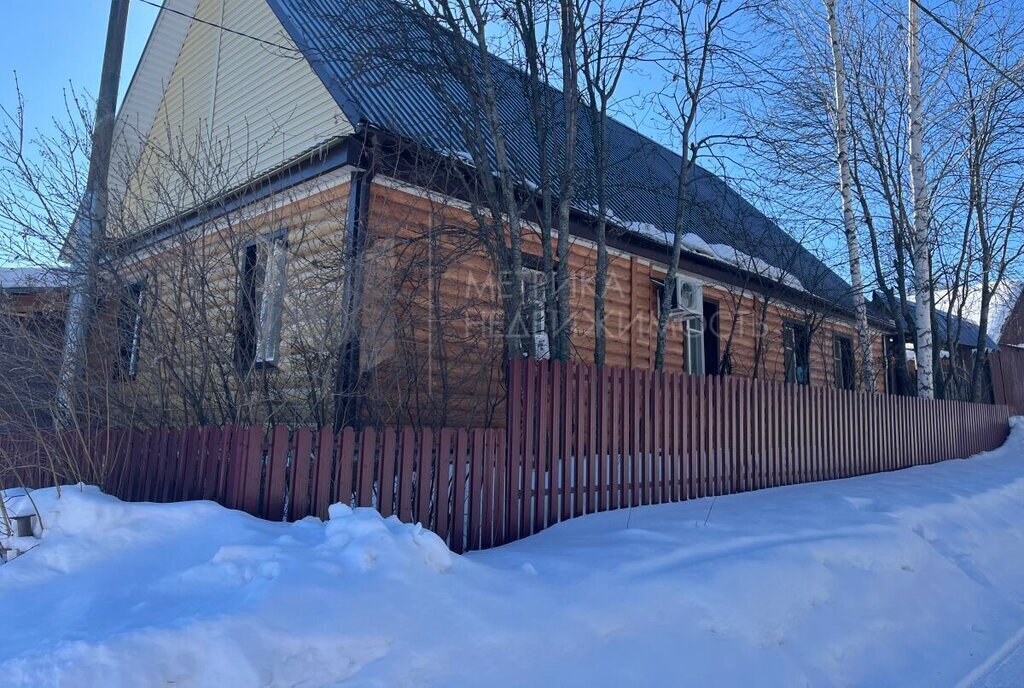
[{"left": 3, "top": 419, "right": 1024, "bottom": 687}]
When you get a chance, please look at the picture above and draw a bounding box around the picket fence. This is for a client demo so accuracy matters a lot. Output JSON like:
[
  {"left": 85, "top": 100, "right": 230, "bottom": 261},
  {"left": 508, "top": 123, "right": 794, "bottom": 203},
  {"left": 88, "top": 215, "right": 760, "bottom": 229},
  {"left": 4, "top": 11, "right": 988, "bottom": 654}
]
[{"left": 1, "top": 358, "right": 1013, "bottom": 552}]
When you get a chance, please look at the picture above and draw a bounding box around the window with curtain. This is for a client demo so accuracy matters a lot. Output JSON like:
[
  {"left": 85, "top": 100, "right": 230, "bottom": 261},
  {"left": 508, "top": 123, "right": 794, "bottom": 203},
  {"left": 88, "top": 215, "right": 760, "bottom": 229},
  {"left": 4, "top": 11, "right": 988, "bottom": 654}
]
[
  {"left": 116, "top": 280, "right": 146, "bottom": 380},
  {"left": 237, "top": 234, "right": 288, "bottom": 370},
  {"left": 521, "top": 266, "right": 550, "bottom": 359},
  {"left": 784, "top": 322, "right": 811, "bottom": 385}
]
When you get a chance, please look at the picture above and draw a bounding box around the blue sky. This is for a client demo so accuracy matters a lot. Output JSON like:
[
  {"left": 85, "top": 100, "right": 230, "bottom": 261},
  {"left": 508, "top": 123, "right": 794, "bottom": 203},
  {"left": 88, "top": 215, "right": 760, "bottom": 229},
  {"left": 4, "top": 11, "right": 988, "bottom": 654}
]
[{"left": 1, "top": 1, "right": 158, "bottom": 139}]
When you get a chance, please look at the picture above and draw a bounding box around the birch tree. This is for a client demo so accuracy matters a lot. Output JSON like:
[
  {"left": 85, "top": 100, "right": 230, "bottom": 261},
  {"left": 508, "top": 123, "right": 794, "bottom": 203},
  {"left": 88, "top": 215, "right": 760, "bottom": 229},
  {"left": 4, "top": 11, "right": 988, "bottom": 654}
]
[
  {"left": 907, "top": 0, "right": 935, "bottom": 398},
  {"left": 824, "top": 0, "right": 875, "bottom": 391}
]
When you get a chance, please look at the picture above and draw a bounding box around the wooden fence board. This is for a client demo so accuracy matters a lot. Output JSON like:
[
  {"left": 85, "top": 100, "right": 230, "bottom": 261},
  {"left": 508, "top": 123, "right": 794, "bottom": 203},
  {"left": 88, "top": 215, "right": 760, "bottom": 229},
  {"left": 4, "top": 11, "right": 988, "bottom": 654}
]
[
  {"left": 289, "top": 428, "right": 315, "bottom": 520},
  {"left": 264, "top": 426, "right": 289, "bottom": 521},
  {"left": 314, "top": 427, "right": 335, "bottom": 520},
  {"left": 397, "top": 427, "right": 416, "bottom": 524},
  {"left": 560, "top": 360, "right": 574, "bottom": 522},
  {"left": 435, "top": 429, "right": 454, "bottom": 544},
  {"left": 416, "top": 428, "right": 434, "bottom": 531},
  {"left": 451, "top": 429, "right": 469, "bottom": 553},
  {"left": 335, "top": 427, "right": 356, "bottom": 509},
  {"left": 535, "top": 360, "right": 550, "bottom": 532},
  {"left": 378, "top": 428, "right": 398, "bottom": 518}
]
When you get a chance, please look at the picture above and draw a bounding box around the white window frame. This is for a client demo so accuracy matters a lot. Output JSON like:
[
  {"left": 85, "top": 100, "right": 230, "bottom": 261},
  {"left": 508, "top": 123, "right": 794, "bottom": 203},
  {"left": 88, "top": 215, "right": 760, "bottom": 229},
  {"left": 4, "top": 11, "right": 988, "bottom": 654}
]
[
  {"left": 686, "top": 317, "right": 706, "bottom": 375},
  {"left": 118, "top": 280, "right": 146, "bottom": 379},
  {"left": 521, "top": 266, "right": 550, "bottom": 360}
]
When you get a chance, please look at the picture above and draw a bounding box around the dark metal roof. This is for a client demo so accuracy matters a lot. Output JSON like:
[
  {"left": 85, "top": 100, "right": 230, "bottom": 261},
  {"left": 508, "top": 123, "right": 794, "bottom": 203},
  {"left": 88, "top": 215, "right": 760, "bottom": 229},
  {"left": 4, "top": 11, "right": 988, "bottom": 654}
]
[
  {"left": 268, "top": 0, "right": 857, "bottom": 309},
  {"left": 904, "top": 300, "right": 997, "bottom": 350}
]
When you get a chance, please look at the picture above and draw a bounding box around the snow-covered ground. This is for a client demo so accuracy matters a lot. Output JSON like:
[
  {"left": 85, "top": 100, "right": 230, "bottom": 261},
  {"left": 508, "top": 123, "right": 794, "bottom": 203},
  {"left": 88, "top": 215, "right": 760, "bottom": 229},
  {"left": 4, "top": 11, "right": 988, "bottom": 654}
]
[{"left": 3, "top": 420, "right": 1024, "bottom": 687}]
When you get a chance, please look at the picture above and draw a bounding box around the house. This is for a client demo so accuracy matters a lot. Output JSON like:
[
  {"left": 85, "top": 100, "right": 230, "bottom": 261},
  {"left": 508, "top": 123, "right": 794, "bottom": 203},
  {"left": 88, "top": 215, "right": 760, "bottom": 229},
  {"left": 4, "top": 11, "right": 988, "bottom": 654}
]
[
  {"left": 0, "top": 268, "right": 68, "bottom": 430},
  {"left": 900, "top": 300, "right": 998, "bottom": 401},
  {"left": 994, "top": 284, "right": 1024, "bottom": 348},
  {"left": 991, "top": 285, "right": 1024, "bottom": 410},
  {"left": 103, "top": 0, "right": 893, "bottom": 429}
]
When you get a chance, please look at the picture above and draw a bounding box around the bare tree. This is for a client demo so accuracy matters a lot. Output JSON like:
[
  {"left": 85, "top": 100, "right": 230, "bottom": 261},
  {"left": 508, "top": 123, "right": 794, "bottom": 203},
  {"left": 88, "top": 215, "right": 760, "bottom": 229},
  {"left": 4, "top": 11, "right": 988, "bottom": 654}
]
[
  {"left": 576, "top": 0, "right": 650, "bottom": 366},
  {"left": 652, "top": 0, "right": 755, "bottom": 370},
  {"left": 823, "top": 0, "right": 875, "bottom": 391}
]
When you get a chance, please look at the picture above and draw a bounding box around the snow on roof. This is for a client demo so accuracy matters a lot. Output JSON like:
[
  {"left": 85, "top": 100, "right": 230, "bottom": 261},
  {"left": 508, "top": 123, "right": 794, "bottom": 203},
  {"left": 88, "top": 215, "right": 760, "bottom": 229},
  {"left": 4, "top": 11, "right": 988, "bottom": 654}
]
[
  {"left": 0, "top": 266, "right": 68, "bottom": 292},
  {"left": 622, "top": 223, "right": 808, "bottom": 292}
]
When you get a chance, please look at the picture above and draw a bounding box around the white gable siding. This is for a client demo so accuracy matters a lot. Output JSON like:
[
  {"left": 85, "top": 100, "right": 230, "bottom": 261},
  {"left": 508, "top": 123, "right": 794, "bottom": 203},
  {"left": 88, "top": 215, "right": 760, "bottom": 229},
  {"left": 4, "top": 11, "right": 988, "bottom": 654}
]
[{"left": 119, "top": 0, "right": 350, "bottom": 232}]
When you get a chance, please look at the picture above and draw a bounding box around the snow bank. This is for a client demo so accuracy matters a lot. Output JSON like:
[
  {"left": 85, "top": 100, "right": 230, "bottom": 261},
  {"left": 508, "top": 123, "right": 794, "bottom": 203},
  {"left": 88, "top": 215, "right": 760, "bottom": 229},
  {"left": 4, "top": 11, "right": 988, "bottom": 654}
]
[
  {"left": 3, "top": 421, "right": 1024, "bottom": 687},
  {"left": 0, "top": 489, "right": 452, "bottom": 686}
]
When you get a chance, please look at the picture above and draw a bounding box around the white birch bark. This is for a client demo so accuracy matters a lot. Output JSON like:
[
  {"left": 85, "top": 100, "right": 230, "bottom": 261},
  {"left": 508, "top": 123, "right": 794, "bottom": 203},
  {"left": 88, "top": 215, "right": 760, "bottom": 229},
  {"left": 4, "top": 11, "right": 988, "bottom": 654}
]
[
  {"left": 907, "top": 0, "right": 935, "bottom": 398},
  {"left": 824, "top": 0, "right": 876, "bottom": 392}
]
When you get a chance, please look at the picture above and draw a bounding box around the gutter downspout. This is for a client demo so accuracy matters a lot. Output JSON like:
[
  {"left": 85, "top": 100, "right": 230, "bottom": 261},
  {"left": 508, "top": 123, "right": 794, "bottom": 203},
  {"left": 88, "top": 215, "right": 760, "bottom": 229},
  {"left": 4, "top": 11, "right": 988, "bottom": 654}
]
[{"left": 333, "top": 166, "right": 373, "bottom": 431}]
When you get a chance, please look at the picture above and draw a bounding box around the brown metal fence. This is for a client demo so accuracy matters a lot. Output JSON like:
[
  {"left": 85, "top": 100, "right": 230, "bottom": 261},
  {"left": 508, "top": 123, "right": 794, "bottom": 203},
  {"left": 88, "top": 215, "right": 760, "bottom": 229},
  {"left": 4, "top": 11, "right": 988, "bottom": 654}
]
[
  {"left": 502, "top": 358, "right": 1013, "bottom": 540},
  {"left": 991, "top": 348, "right": 1024, "bottom": 413},
  {"left": 1, "top": 425, "right": 505, "bottom": 554},
  {"left": 1, "top": 357, "right": 1013, "bottom": 552}
]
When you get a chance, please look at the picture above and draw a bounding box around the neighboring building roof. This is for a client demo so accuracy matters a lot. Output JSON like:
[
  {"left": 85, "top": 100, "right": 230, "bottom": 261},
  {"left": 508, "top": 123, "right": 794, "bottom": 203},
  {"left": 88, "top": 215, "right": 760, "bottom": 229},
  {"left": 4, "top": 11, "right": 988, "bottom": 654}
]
[
  {"left": 935, "top": 281, "right": 1022, "bottom": 345},
  {"left": 997, "top": 284, "right": 1024, "bottom": 347},
  {"left": 266, "top": 0, "right": 858, "bottom": 310},
  {"left": 904, "top": 300, "right": 997, "bottom": 351},
  {"left": 0, "top": 267, "right": 68, "bottom": 293}
]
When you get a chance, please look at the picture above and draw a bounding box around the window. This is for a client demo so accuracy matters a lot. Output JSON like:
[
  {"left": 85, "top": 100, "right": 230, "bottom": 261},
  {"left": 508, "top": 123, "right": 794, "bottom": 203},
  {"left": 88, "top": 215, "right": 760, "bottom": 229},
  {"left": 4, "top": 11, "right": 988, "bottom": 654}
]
[
  {"left": 784, "top": 321, "right": 811, "bottom": 385},
  {"left": 521, "top": 266, "right": 550, "bottom": 359},
  {"left": 686, "top": 318, "right": 705, "bottom": 375},
  {"left": 703, "top": 300, "right": 721, "bottom": 375},
  {"left": 237, "top": 234, "right": 288, "bottom": 371},
  {"left": 116, "top": 280, "right": 146, "bottom": 380},
  {"left": 833, "top": 334, "right": 855, "bottom": 390},
  {"left": 654, "top": 279, "right": 715, "bottom": 375}
]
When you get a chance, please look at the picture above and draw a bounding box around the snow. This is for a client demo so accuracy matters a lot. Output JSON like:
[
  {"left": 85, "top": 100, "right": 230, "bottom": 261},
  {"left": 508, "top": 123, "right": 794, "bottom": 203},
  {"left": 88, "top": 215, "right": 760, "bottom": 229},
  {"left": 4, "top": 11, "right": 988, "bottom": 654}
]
[
  {"left": 709, "top": 242, "right": 807, "bottom": 291},
  {"left": 4, "top": 420, "right": 1024, "bottom": 686},
  {"left": 618, "top": 222, "right": 807, "bottom": 292},
  {"left": 0, "top": 266, "right": 67, "bottom": 291}
]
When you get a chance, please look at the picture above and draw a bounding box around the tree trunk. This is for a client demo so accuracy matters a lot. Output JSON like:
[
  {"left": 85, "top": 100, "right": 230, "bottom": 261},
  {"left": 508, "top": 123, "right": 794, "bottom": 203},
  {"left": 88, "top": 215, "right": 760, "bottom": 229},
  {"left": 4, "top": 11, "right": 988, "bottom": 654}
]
[
  {"left": 907, "top": 0, "right": 934, "bottom": 398},
  {"left": 825, "top": 0, "right": 876, "bottom": 392},
  {"left": 554, "top": 0, "right": 579, "bottom": 362}
]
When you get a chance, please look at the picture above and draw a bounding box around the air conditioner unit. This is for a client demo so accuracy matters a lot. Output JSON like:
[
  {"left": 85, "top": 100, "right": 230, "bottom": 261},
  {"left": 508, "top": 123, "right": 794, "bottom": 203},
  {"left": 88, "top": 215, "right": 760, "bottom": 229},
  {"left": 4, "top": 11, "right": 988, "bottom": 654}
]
[{"left": 670, "top": 276, "right": 704, "bottom": 320}]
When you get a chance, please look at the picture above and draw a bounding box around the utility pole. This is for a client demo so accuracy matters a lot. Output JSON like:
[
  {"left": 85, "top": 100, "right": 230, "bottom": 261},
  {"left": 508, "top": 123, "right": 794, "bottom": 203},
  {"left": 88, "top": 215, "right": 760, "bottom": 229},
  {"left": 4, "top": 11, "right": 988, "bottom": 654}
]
[
  {"left": 907, "top": 0, "right": 935, "bottom": 399},
  {"left": 57, "top": 0, "right": 131, "bottom": 415}
]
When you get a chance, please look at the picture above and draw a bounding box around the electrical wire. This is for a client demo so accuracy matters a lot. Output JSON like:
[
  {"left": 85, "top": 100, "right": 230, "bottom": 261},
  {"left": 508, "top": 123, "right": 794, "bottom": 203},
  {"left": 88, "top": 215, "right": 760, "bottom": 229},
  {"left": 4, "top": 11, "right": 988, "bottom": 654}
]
[
  {"left": 131, "top": 0, "right": 302, "bottom": 54},
  {"left": 906, "top": 0, "right": 1024, "bottom": 96}
]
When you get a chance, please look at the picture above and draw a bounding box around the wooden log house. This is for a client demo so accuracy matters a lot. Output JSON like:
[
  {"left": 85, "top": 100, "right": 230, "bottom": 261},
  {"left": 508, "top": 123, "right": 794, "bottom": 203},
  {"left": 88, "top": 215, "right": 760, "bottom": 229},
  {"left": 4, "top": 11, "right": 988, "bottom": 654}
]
[{"left": 102, "top": 0, "right": 901, "bottom": 429}]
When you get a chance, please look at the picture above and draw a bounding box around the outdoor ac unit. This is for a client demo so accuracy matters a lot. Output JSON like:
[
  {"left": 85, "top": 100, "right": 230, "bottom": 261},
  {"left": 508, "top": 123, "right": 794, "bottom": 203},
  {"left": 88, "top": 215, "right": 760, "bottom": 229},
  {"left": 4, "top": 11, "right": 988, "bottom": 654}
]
[{"left": 670, "top": 276, "right": 704, "bottom": 319}]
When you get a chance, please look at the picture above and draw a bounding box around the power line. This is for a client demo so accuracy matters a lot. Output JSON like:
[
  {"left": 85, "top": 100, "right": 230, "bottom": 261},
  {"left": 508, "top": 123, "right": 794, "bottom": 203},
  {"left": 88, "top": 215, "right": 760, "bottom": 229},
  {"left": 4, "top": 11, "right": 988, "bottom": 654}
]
[
  {"left": 908, "top": 0, "right": 1024, "bottom": 96},
  {"left": 132, "top": 0, "right": 302, "bottom": 54}
]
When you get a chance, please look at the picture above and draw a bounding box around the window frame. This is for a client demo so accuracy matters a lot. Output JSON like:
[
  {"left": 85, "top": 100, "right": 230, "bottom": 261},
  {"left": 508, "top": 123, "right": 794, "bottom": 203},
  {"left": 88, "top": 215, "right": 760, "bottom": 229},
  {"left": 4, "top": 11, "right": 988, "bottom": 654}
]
[
  {"left": 653, "top": 278, "right": 712, "bottom": 376},
  {"left": 236, "top": 230, "right": 288, "bottom": 372},
  {"left": 832, "top": 334, "right": 855, "bottom": 390},
  {"left": 686, "top": 317, "right": 706, "bottom": 375},
  {"left": 520, "top": 264, "right": 551, "bottom": 360},
  {"left": 783, "top": 320, "right": 811, "bottom": 385},
  {"left": 116, "top": 279, "right": 146, "bottom": 381}
]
